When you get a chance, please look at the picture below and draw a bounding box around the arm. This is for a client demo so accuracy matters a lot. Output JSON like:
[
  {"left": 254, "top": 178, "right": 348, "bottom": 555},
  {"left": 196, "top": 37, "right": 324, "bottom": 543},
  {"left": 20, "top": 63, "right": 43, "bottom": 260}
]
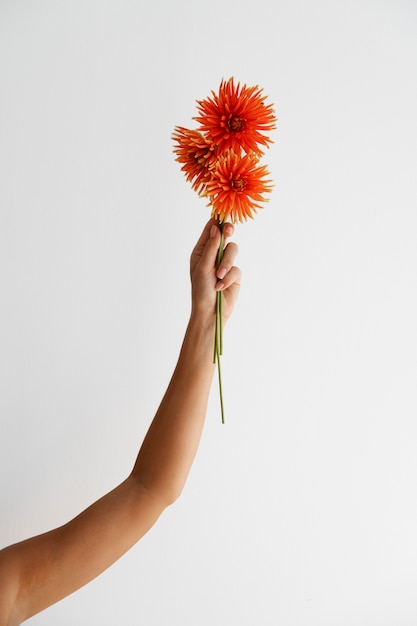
[{"left": 0, "top": 219, "right": 240, "bottom": 626}]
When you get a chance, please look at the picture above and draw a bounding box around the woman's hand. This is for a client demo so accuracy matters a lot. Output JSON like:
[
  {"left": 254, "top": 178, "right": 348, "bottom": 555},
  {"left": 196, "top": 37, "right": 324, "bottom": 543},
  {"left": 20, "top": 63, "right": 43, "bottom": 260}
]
[{"left": 190, "top": 219, "right": 241, "bottom": 325}]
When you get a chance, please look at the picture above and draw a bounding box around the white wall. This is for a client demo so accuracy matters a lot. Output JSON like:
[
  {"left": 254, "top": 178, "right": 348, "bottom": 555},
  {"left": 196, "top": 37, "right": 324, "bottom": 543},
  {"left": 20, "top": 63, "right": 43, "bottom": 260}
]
[{"left": 1, "top": 1, "right": 417, "bottom": 624}]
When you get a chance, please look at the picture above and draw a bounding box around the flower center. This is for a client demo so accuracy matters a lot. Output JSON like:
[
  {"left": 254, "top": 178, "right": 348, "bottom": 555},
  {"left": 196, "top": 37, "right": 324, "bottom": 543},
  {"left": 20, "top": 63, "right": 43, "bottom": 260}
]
[
  {"left": 228, "top": 116, "right": 244, "bottom": 132},
  {"left": 232, "top": 178, "right": 246, "bottom": 192}
]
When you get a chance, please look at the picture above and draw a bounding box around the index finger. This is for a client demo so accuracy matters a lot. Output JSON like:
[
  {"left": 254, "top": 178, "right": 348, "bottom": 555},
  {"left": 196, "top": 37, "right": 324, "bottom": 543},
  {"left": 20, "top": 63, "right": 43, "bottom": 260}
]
[{"left": 192, "top": 219, "right": 235, "bottom": 258}]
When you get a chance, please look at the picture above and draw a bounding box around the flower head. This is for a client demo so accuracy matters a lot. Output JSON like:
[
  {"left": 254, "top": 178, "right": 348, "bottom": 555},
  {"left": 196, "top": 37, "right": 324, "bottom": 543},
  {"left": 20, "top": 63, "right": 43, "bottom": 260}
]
[
  {"left": 194, "top": 77, "right": 276, "bottom": 156},
  {"left": 172, "top": 127, "right": 217, "bottom": 194},
  {"left": 205, "top": 150, "right": 273, "bottom": 223}
]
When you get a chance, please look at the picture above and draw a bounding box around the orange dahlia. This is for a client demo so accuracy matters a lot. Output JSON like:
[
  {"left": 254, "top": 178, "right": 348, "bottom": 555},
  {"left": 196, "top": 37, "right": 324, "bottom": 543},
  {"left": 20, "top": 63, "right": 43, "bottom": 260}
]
[
  {"left": 172, "top": 127, "right": 217, "bottom": 194},
  {"left": 205, "top": 150, "right": 273, "bottom": 223},
  {"left": 194, "top": 77, "right": 276, "bottom": 156}
]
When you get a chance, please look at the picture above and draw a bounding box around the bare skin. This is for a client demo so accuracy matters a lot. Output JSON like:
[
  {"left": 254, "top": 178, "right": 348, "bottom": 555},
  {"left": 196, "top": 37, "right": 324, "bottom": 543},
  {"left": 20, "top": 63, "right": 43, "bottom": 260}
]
[{"left": 0, "top": 219, "right": 241, "bottom": 626}]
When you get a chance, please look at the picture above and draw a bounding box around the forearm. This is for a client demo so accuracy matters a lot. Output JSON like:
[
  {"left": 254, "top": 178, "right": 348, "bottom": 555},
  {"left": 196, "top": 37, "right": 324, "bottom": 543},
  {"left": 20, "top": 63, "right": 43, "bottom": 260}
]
[{"left": 130, "top": 310, "right": 216, "bottom": 504}]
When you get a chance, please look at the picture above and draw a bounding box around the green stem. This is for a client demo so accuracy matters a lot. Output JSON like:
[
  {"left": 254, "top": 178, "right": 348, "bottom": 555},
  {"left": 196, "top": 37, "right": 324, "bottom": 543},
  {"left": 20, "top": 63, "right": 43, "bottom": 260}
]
[
  {"left": 216, "top": 338, "right": 225, "bottom": 424},
  {"left": 214, "top": 220, "right": 225, "bottom": 422},
  {"left": 217, "top": 225, "right": 225, "bottom": 355}
]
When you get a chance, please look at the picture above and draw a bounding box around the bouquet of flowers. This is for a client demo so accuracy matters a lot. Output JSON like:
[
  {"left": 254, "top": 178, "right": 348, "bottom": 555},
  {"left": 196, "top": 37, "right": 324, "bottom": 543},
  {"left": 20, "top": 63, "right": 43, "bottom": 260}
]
[{"left": 173, "top": 77, "right": 276, "bottom": 422}]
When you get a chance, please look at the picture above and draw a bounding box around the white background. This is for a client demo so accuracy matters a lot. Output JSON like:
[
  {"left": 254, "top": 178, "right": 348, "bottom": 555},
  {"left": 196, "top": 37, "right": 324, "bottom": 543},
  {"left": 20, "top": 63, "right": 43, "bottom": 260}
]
[{"left": 1, "top": 1, "right": 417, "bottom": 624}]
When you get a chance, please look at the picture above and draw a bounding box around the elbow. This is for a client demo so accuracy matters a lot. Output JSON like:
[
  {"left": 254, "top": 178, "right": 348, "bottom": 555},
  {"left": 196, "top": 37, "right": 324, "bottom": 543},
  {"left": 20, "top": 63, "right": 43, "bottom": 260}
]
[
  {"left": 151, "top": 480, "right": 185, "bottom": 508},
  {"left": 130, "top": 472, "right": 184, "bottom": 510},
  {"left": 162, "top": 483, "right": 184, "bottom": 507}
]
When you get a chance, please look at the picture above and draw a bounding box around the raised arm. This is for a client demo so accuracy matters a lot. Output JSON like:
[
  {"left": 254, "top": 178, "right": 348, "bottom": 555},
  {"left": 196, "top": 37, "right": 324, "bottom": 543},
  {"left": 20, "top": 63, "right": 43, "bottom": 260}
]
[{"left": 0, "top": 219, "right": 240, "bottom": 626}]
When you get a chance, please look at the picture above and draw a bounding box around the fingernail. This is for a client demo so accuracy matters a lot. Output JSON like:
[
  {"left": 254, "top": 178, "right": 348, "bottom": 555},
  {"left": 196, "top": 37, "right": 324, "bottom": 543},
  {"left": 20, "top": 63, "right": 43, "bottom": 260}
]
[
  {"left": 216, "top": 281, "right": 225, "bottom": 291},
  {"left": 217, "top": 267, "right": 227, "bottom": 280},
  {"left": 210, "top": 225, "right": 217, "bottom": 238}
]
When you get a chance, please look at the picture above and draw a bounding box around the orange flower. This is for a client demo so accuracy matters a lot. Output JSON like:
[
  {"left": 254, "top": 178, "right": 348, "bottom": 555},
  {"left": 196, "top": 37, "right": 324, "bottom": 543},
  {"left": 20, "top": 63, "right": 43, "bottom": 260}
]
[
  {"left": 205, "top": 150, "right": 273, "bottom": 223},
  {"left": 172, "top": 127, "right": 217, "bottom": 194},
  {"left": 194, "top": 77, "right": 276, "bottom": 156}
]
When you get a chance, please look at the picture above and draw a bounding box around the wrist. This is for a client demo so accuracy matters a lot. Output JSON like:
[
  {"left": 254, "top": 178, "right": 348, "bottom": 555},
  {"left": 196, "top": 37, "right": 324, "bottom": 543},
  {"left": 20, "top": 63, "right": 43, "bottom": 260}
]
[{"left": 188, "top": 309, "right": 215, "bottom": 341}]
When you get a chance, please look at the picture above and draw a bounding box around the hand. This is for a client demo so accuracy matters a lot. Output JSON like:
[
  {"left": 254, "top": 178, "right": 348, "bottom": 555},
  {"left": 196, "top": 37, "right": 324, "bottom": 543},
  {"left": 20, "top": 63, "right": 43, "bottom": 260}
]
[{"left": 190, "top": 218, "right": 241, "bottom": 324}]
